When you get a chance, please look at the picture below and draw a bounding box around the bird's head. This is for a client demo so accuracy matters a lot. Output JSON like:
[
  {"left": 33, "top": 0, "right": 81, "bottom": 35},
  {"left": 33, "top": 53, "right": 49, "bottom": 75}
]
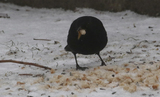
[{"left": 77, "top": 27, "right": 86, "bottom": 40}]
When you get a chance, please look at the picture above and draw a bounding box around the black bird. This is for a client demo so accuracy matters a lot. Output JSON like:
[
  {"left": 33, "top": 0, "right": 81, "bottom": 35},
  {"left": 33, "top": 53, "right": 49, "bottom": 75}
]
[{"left": 65, "top": 16, "right": 108, "bottom": 70}]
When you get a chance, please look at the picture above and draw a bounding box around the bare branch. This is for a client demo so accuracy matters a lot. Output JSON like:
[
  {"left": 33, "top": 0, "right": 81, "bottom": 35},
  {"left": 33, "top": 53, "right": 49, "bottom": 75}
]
[
  {"left": 0, "top": 60, "right": 52, "bottom": 70},
  {"left": 33, "top": 38, "right": 51, "bottom": 41}
]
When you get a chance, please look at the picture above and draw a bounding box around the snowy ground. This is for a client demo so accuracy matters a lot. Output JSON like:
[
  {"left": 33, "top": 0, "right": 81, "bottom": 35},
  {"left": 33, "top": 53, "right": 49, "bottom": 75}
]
[{"left": 0, "top": 3, "right": 160, "bottom": 97}]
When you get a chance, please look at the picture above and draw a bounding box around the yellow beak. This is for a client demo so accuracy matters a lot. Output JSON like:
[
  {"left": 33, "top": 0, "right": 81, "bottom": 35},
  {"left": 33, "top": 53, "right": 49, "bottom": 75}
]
[{"left": 78, "top": 29, "right": 86, "bottom": 40}]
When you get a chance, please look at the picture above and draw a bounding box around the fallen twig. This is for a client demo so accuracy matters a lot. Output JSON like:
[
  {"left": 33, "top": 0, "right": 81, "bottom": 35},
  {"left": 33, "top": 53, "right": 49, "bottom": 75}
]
[
  {"left": 0, "top": 13, "right": 10, "bottom": 18},
  {"left": 19, "top": 74, "right": 33, "bottom": 76},
  {"left": 0, "top": 60, "right": 52, "bottom": 70},
  {"left": 33, "top": 38, "right": 51, "bottom": 41},
  {"left": 19, "top": 74, "right": 44, "bottom": 77}
]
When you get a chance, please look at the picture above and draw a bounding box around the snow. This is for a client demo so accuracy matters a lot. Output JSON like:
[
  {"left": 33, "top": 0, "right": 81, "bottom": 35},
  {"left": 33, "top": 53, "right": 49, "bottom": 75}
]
[{"left": 0, "top": 3, "right": 160, "bottom": 97}]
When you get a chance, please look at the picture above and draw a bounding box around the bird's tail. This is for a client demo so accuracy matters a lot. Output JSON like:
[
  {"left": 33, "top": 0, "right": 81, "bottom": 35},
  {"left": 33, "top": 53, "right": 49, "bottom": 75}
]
[{"left": 64, "top": 45, "right": 71, "bottom": 51}]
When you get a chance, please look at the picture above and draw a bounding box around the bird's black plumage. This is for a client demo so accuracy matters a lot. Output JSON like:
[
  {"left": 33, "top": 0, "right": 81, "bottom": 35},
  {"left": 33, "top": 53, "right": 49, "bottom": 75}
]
[{"left": 65, "top": 16, "right": 108, "bottom": 70}]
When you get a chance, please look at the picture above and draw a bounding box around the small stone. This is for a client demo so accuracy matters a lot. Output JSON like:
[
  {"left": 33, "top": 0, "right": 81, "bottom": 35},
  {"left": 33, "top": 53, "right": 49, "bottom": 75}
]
[
  {"left": 5, "top": 88, "right": 10, "bottom": 90},
  {"left": 18, "top": 88, "right": 24, "bottom": 91},
  {"left": 142, "top": 50, "right": 146, "bottom": 52},
  {"left": 41, "top": 93, "right": 46, "bottom": 96},
  {"left": 70, "top": 72, "right": 73, "bottom": 76},
  {"left": 61, "top": 73, "right": 66, "bottom": 75},
  {"left": 100, "top": 88, "right": 106, "bottom": 90},
  {"left": 71, "top": 92, "right": 74, "bottom": 95},
  {"left": 54, "top": 41, "right": 60, "bottom": 44},
  {"left": 126, "top": 51, "right": 132, "bottom": 54},
  {"left": 149, "top": 94, "right": 154, "bottom": 97},
  {"left": 154, "top": 45, "right": 160, "bottom": 47},
  {"left": 141, "top": 93, "right": 147, "bottom": 96},
  {"left": 149, "top": 62, "right": 154, "bottom": 65},
  {"left": 148, "top": 26, "right": 153, "bottom": 28},
  {"left": 112, "top": 92, "right": 116, "bottom": 94}
]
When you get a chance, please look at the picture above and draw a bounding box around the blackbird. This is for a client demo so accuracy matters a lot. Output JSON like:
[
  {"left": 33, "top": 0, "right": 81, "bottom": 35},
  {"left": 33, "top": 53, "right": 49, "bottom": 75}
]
[{"left": 65, "top": 16, "right": 108, "bottom": 70}]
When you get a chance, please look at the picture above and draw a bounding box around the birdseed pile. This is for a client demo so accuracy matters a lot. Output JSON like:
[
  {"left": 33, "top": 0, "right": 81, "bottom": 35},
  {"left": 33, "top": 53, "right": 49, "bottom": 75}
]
[{"left": 14, "top": 61, "right": 160, "bottom": 93}]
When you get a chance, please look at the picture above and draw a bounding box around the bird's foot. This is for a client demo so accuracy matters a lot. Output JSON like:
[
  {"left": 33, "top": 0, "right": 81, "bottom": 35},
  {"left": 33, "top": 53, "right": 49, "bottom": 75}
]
[
  {"left": 100, "top": 62, "right": 106, "bottom": 66},
  {"left": 76, "top": 65, "right": 89, "bottom": 71}
]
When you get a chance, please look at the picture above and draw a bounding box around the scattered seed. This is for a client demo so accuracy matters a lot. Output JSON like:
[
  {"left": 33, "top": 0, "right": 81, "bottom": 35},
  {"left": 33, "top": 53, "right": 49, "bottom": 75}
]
[{"left": 17, "top": 82, "right": 25, "bottom": 85}]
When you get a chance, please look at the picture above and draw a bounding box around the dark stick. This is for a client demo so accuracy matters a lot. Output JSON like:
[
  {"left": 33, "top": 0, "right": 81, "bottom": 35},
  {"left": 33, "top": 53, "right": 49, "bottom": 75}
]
[
  {"left": 33, "top": 38, "right": 51, "bottom": 41},
  {"left": 0, "top": 60, "right": 52, "bottom": 70}
]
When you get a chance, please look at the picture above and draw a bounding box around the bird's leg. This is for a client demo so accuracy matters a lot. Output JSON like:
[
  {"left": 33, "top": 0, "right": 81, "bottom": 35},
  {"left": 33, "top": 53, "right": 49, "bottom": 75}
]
[
  {"left": 97, "top": 52, "right": 106, "bottom": 66},
  {"left": 73, "top": 53, "right": 88, "bottom": 71}
]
